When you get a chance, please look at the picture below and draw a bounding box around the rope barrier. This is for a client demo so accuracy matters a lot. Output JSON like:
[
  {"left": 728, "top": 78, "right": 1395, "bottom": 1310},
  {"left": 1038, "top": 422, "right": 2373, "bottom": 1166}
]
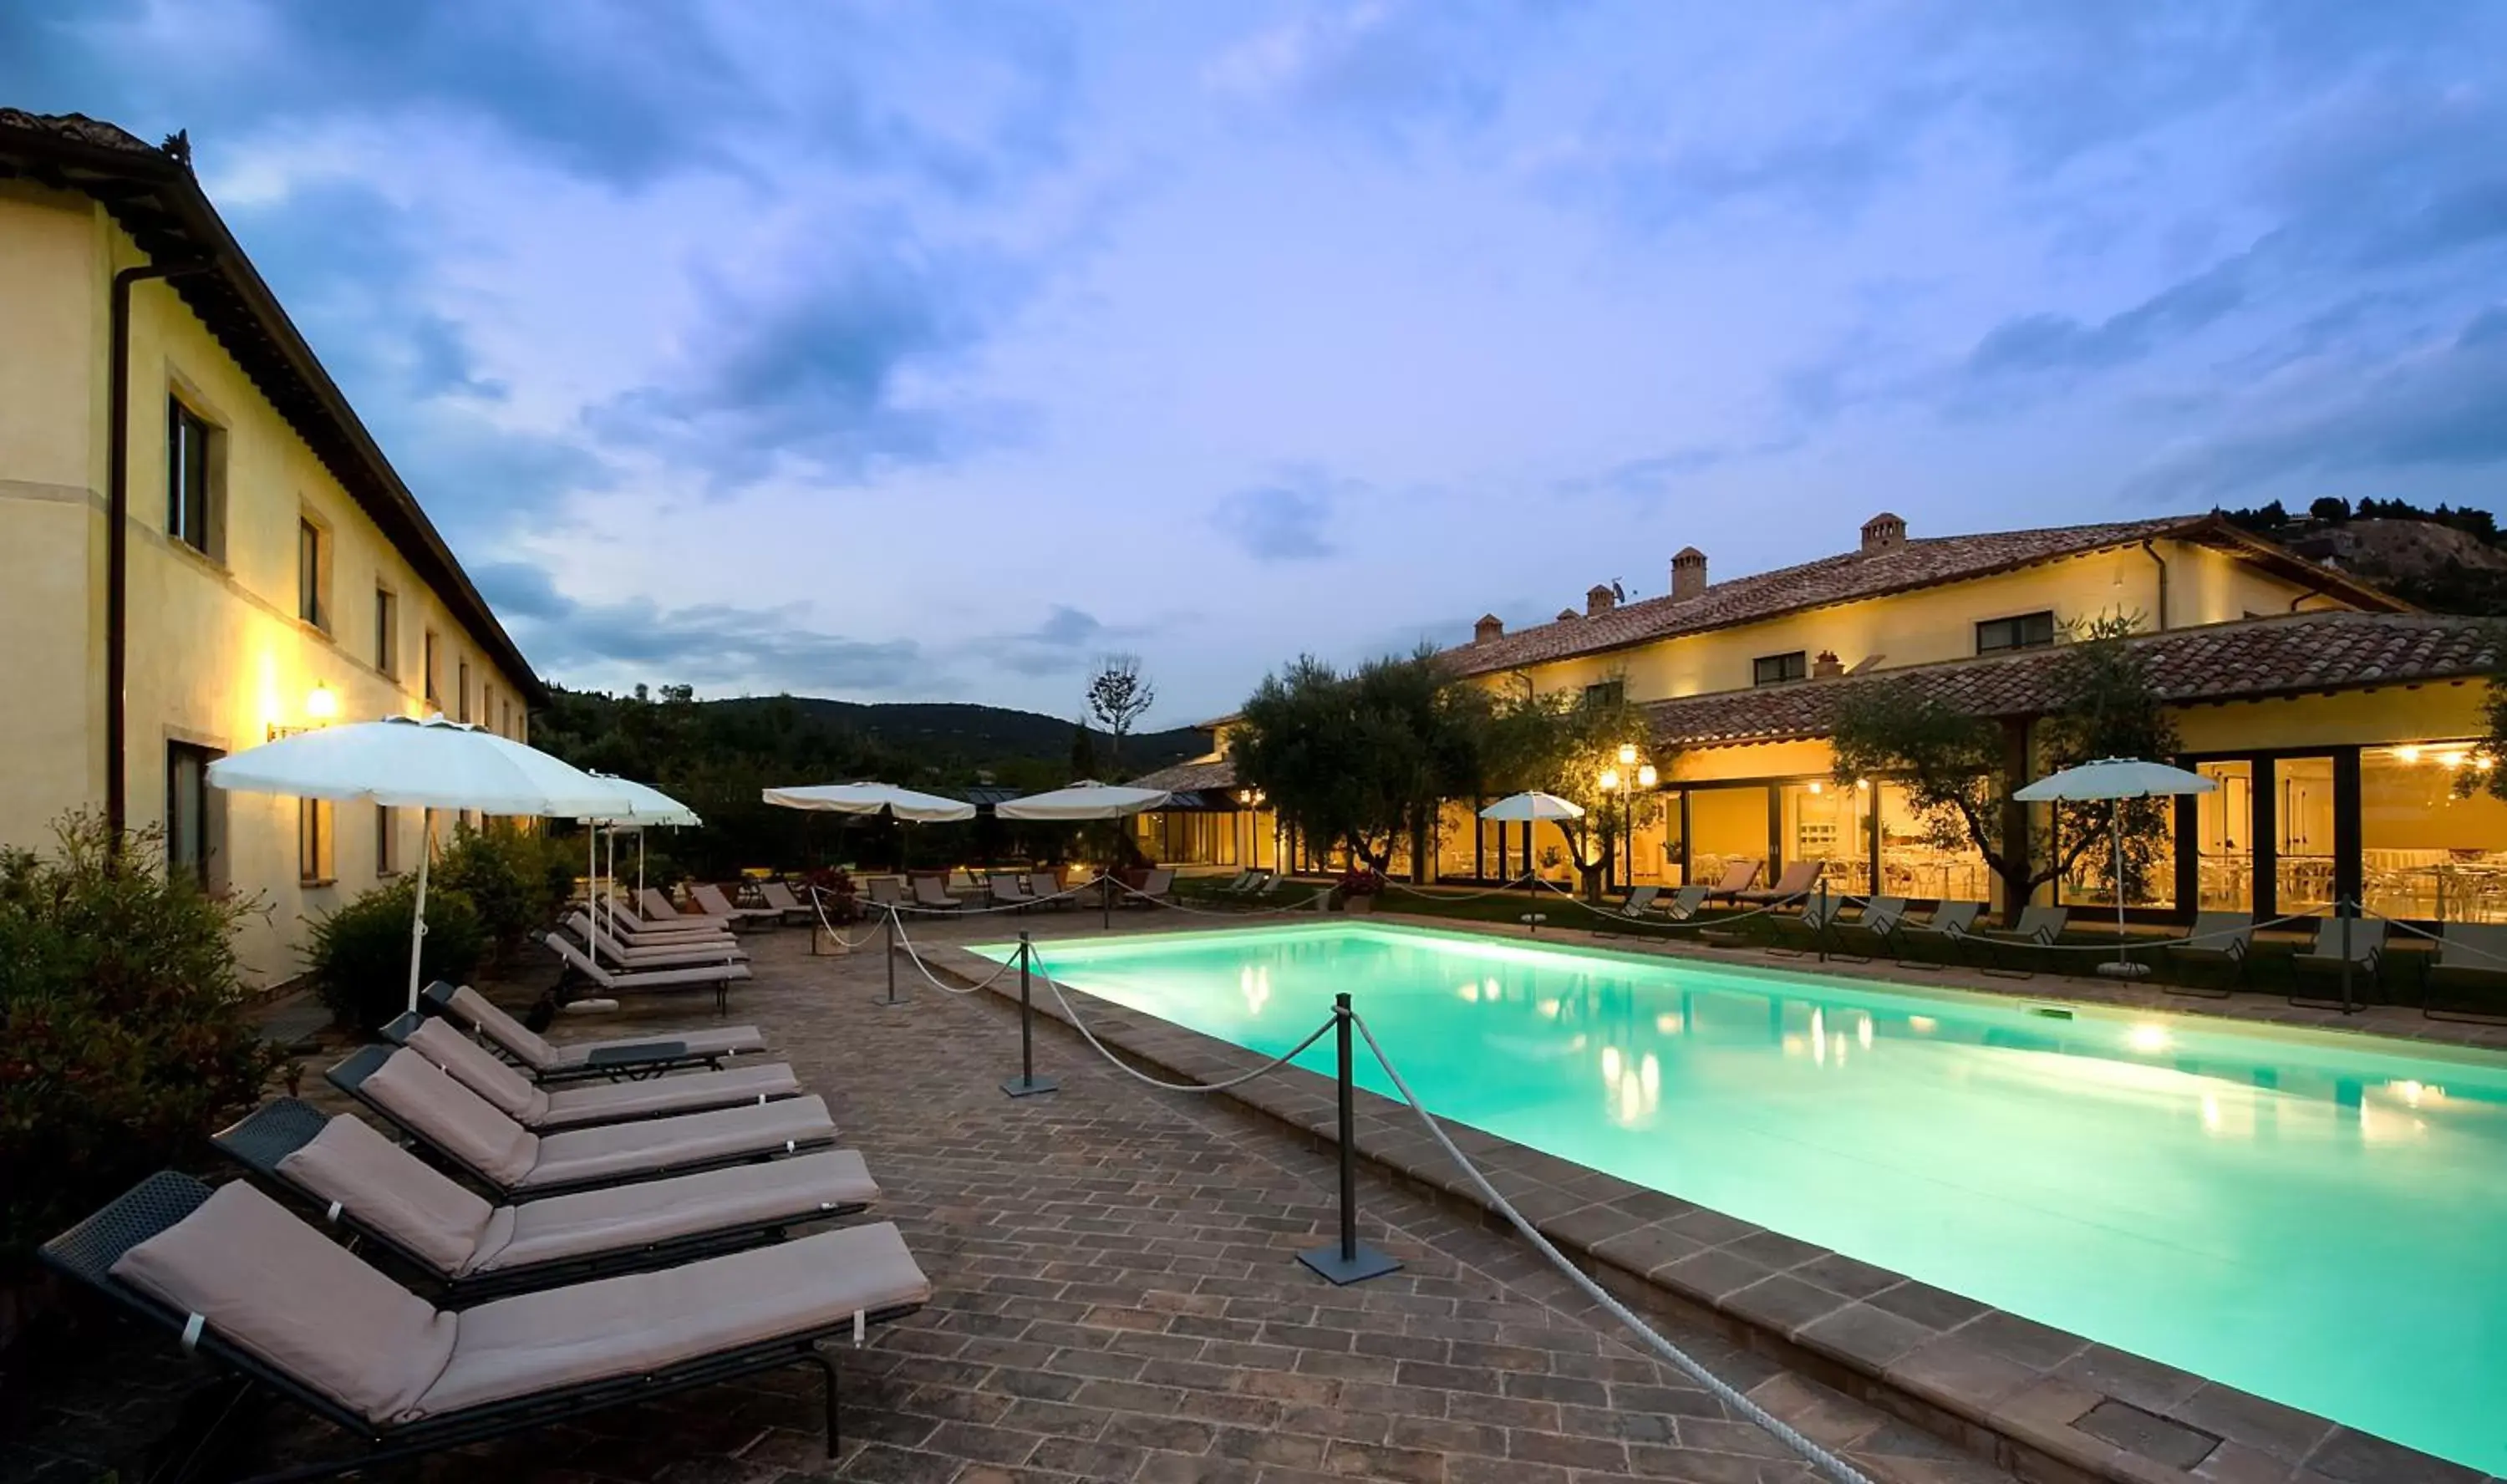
[
  {"left": 875, "top": 877, "right": 1104, "bottom": 917},
  {"left": 1018, "top": 940, "right": 1340, "bottom": 1094},
  {"left": 802, "top": 885, "right": 882, "bottom": 950},
  {"left": 1113, "top": 877, "right": 1334, "bottom": 917},
  {"left": 886, "top": 910, "right": 1019, "bottom": 995},
  {"left": 1381, "top": 875, "right": 1536, "bottom": 902},
  {"left": 1525, "top": 875, "right": 1810, "bottom": 930},
  {"left": 1349, "top": 1010, "right": 1874, "bottom": 1484}
]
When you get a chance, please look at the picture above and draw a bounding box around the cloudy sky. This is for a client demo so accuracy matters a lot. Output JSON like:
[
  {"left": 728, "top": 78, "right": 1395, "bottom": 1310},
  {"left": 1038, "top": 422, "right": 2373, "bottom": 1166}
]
[{"left": 8, "top": 2, "right": 2504, "bottom": 724}]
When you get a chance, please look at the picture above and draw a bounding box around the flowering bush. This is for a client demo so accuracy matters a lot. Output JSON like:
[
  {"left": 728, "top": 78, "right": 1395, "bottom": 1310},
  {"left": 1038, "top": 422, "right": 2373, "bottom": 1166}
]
[
  {"left": 802, "top": 867, "right": 857, "bottom": 924},
  {"left": 0, "top": 814, "right": 286, "bottom": 1269},
  {"left": 1336, "top": 866, "right": 1386, "bottom": 897}
]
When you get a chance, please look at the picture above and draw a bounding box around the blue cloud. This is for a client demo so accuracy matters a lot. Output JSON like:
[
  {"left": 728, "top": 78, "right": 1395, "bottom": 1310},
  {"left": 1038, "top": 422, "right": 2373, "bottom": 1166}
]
[
  {"left": 1213, "top": 475, "right": 1340, "bottom": 562},
  {"left": 1965, "top": 255, "right": 2254, "bottom": 380}
]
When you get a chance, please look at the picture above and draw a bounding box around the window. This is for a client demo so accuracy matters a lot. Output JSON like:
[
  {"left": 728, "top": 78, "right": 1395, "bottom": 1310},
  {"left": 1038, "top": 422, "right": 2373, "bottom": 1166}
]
[
  {"left": 1976, "top": 611, "right": 2057, "bottom": 654},
  {"left": 297, "top": 517, "right": 328, "bottom": 628},
  {"left": 501, "top": 696, "right": 514, "bottom": 740},
  {"left": 374, "top": 587, "right": 399, "bottom": 678},
  {"left": 424, "top": 631, "right": 440, "bottom": 708},
  {"left": 1753, "top": 651, "right": 1808, "bottom": 686},
  {"left": 166, "top": 398, "right": 213, "bottom": 553},
  {"left": 165, "top": 742, "right": 221, "bottom": 887},
  {"left": 298, "top": 799, "right": 334, "bottom": 884},
  {"left": 1581, "top": 680, "right": 1625, "bottom": 709},
  {"left": 456, "top": 659, "right": 471, "bottom": 723},
  {"left": 376, "top": 804, "right": 398, "bottom": 876},
  {"left": 2362, "top": 742, "right": 2507, "bottom": 922}
]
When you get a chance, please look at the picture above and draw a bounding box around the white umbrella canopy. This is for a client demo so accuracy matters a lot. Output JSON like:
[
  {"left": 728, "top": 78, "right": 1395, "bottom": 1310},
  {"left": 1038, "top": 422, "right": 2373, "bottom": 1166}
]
[
  {"left": 760, "top": 781, "right": 975, "bottom": 823},
  {"left": 209, "top": 715, "right": 633, "bottom": 1015},
  {"left": 2014, "top": 759, "right": 2218, "bottom": 802},
  {"left": 1479, "top": 790, "right": 1588, "bottom": 822},
  {"left": 995, "top": 780, "right": 1170, "bottom": 821},
  {"left": 2014, "top": 757, "right": 2217, "bottom": 978},
  {"left": 587, "top": 772, "right": 701, "bottom": 827}
]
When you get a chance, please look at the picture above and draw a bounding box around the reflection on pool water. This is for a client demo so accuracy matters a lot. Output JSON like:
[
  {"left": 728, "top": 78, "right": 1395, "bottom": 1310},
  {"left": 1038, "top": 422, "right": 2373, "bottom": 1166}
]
[{"left": 973, "top": 922, "right": 2507, "bottom": 1471}]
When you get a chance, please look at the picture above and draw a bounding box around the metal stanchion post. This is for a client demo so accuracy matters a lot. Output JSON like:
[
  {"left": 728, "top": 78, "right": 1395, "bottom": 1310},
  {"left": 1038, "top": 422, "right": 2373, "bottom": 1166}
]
[
  {"left": 882, "top": 906, "right": 902, "bottom": 1007},
  {"left": 1101, "top": 872, "right": 1112, "bottom": 929},
  {"left": 1298, "top": 993, "right": 1401, "bottom": 1286},
  {"left": 2339, "top": 899, "right": 2356, "bottom": 1016},
  {"left": 1001, "top": 932, "right": 1058, "bottom": 1098},
  {"left": 1816, "top": 879, "right": 1829, "bottom": 964}
]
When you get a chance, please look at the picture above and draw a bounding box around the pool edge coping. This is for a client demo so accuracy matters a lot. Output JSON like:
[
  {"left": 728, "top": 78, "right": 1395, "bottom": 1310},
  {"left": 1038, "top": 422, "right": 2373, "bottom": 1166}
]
[{"left": 922, "top": 930, "right": 2502, "bottom": 1484}]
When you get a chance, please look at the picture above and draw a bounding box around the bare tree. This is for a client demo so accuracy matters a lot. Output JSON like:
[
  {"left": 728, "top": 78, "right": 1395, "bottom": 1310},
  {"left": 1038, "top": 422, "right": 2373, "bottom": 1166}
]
[{"left": 1085, "top": 653, "right": 1157, "bottom": 772}]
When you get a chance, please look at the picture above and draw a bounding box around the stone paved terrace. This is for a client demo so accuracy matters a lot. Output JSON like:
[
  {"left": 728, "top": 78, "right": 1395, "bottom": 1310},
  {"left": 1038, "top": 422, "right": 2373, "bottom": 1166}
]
[{"left": 0, "top": 917, "right": 2007, "bottom": 1484}]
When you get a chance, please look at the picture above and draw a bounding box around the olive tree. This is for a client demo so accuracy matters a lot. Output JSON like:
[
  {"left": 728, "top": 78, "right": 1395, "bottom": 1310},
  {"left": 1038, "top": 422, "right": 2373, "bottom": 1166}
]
[
  {"left": 1828, "top": 614, "right": 2179, "bottom": 917},
  {"left": 1484, "top": 682, "right": 1668, "bottom": 899}
]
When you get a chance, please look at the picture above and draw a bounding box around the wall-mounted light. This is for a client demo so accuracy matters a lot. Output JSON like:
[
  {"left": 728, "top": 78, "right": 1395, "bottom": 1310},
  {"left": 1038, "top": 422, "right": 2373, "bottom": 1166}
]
[{"left": 305, "top": 683, "right": 338, "bottom": 723}]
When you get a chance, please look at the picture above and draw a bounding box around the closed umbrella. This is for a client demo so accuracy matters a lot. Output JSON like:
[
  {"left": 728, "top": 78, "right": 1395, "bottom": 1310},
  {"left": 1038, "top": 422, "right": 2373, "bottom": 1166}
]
[
  {"left": 2015, "top": 758, "right": 2217, "bottom": 977},
  {"left": 210, "top": 715, "right": 630, "bottom": 1014},
  {"left": 585, "top": 774, "right": 700, "bottom": 944}
]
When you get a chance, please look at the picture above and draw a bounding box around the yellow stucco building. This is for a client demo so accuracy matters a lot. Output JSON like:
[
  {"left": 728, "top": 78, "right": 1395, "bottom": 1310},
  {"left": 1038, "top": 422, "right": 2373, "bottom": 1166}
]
[
  {"left": 0, "top": 111, "right": 538, "bottom": 984},
  {"left": 1137, "top": 511, "right": 2507, "bottom": 925}
]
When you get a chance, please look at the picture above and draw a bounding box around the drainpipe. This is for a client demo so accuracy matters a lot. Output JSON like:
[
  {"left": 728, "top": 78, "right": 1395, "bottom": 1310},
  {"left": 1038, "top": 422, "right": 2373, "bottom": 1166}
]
[
  {"left": 106, "top": 257, "right": 216, "bottom": 841},
  {"left": 2138, "top": 541, "right": 2169, "bottom": 632}
]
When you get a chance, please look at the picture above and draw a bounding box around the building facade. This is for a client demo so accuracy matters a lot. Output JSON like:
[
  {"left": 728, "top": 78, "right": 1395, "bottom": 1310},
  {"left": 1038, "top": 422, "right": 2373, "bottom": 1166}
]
[
  {"left": 0, "top": 112, "right": 539, "bottom": 984},
  {"left": 1136, "top": 512, "right": 2507, "bottom": 924}
]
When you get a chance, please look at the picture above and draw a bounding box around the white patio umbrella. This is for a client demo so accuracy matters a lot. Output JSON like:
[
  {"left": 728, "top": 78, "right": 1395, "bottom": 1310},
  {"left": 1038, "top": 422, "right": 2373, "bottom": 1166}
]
[
  {"left": 994, "top": 780, "right": 1170, "bottom": 820},
  {"left": 2015, "top": 757, "right": 2217, "bottom": 977},
  {"left": 760, "top": 781, "right": 976, "bottom": 822},
  {"left": 210, "top": 715, "right": 630, "bottom": 1014},
  {"left": 1478, "top": 791, "right": 1587, "bottom": 822},
  {"left": 583, "top": 773, "right": 700, "bottom": 942}
]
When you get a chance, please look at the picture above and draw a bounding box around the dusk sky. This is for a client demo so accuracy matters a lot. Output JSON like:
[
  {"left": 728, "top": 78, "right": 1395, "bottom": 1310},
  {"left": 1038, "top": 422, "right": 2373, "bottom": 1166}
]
[{"left": 8, "top": 2, "right": 2504, "bottom": 726}]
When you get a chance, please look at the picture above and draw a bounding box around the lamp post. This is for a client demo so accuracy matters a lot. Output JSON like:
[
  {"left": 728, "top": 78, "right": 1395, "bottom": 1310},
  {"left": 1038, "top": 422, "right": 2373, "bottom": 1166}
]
[{"left": 1603, "top": 742, "right": 1655, "bottom": 892}]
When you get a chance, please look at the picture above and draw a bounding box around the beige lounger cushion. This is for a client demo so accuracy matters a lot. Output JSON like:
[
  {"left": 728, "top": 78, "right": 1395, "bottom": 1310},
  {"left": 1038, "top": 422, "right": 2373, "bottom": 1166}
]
[
  {"left": 416, "top": 1221, "right": 930, "bottom": 1417},
  {"left": 469, "top": 1148, "right": 880, "bottom": 1274},
  {"left": 404, "top": 1017, "right": 549, "bottom": 1122},
  {"left": 365, "top": 1049, "right": 541, "bottom": 1188},
  {"left": 449, "top": 983, "right": 765, "bottom": 1070},
  {"left": 519, "top": 1095, "right": 833, "bottom": 1191},
  {"left": 277, "top": 1114, "right": 496, "bottom": 1274},
  {"left": 110, "top": 1183, "right": 455, "bottom": 1426},
  {"left": 537, "top": 1062, "right": 799, "bottom": 1130}
]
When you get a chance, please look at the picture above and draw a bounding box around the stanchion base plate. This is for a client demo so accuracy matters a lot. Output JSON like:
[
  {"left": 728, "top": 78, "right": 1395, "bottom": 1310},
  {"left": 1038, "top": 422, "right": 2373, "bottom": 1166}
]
[
  {"left": 1000, "top": 1075, "right": 1060, "bottom": 1098},
  {"left": 876, "top": 993, "right": 911, "bottom": 1008},
  {"left": 1297, "top": 1243, "right": 1401, "bottom": 1286}
]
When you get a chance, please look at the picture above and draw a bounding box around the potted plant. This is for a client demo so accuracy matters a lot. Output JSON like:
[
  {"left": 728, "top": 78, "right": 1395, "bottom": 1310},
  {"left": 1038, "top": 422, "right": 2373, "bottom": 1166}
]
[{"left": 1335, "top": 865, "right": 1386, "bottom": 913}]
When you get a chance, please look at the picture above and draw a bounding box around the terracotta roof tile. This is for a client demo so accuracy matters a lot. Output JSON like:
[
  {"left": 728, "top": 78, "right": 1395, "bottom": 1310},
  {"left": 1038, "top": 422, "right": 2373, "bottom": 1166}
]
[
  {"left": 1443, "top": 515, "right": 2404, "bottom": 678},
  {"left": 1640, "top": 611, "right": 2502, "bottom": 750},
  {"left": 1128, "top": 757, "right": 1238, "bottom": 791}
]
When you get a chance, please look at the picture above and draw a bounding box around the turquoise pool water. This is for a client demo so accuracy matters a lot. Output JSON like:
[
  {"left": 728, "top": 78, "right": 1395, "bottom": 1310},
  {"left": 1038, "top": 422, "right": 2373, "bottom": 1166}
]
[{"left": 974, "top": 922, "right": 2507, "bottom": 1471}]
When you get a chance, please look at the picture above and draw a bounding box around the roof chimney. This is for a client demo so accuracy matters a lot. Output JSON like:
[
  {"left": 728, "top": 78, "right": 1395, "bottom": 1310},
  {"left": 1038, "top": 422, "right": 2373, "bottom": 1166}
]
[
  {"left": 1555, "top": 607, "right": 1580, "bottom": 623},
  {"left": 1473, "top": 613, "right": 1504, "bottom": 644},
  {"left": 1813, "top": 649, "right": 1844, "bottom": 678},
  {"left": 1861, "top": 511, "right": 1906, "bottom": 552},
  {"left": 1670, "top": 546, "right": 1707, "bottom": 601},
  {"left": 1585, "top": 583, "right": 1616, "bottom": 617}
]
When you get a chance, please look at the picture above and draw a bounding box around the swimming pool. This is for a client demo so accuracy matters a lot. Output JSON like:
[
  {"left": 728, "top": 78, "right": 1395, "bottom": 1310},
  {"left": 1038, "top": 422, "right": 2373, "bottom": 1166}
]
[{"left": 974, "top": 922, "right": 2507, "bottom": 1471}]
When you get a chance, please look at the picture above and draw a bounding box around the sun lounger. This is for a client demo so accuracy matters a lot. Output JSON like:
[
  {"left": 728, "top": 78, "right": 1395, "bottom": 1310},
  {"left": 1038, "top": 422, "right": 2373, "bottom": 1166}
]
[
  {"left": 1702, "top": 858, "right": 1762, "bottom": 906},
  {"left": 1123, "top": 868, "right": 1176, "bottom": 907},
  {"left": 1976, "top": 903, "right": 2067, "bottom": 977},
  {"left": 1737, "top": 860, "right": 1824, "bottom": 906},
  {"left": 1647, "top": 883, "right": 1707, "bottom": 922},
  {"left": 692, "top": 882, "right": 779, "bottom": 928},
  {"left": 905, "top": 875, "right": 961, "bottom": 912},
  {"left": 986, "top": 878, "right": 1031, "bottom": 912},
  {"left": 1024, "top": 872, "right": 1070, "bottom": 907},
  {"left": 1829, "top": 897, "right": 1909, "bottom": 960},
  {"left": 384, "top": 1013, "right": 797, "bottom": 1131},
  {"left": 328, "top": 1045, "right": 837, "bottom": 1201},
  {"left": 421, "top": 982, "right": 763, "bottom": 1082},
  {"left": 2422, "top": 922, "right": 2507, "bottom": 1021},
  {"left": 862, "top": 877, "right": 906, "bottom": 909},
  {"left": 546, "top": 933, "right": 750, "bottom": 1016},
  {"left": 1894, "top": 901, "right": 1985, "bottom": 968},
  {"left": 215, "top": 1100, "right": 878, "bottom": 1299},
  {"left": 2167, "top": 912, "right": 2253, "bottom": 990},
  {"left": 43, "top": 1173, "right": 928, "bottom": 1475},
  {"left": 563, "top": 913, "right": 748, "bottom": 970},
  {"left": 2289, "top": 914, "right": 2386, "bottom": 1004},
  {"left": 758, "top": 881, "right": 818, "bottom": 926},
  {"left": 638, "top": 887, "right": 714, "bottom": 925},
  {"left": 1764, "top": 891, "right": 1852, "bottom": 957}
]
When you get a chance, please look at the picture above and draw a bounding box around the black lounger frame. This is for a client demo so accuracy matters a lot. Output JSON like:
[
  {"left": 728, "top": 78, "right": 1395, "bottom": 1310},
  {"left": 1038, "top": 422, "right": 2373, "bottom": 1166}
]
[{"left": 417, "top": 980, "right": 724, "bottom": 1084}]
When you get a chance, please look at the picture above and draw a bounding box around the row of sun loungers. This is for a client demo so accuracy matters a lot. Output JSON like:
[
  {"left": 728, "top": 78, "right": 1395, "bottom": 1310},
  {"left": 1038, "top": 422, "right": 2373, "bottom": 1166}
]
[{"left": 40, "top": 980, "right": 930, "bottom": 1477}]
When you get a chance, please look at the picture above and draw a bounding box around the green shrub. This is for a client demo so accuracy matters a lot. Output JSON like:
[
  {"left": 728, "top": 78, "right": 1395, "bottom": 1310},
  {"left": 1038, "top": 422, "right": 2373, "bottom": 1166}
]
[
  {"left": 0, "top": 813, "right": 286, "bottom": 1269},
  {"left": 435, "top": 824, "right": 572, "bottom": 954},
  {"left": 305, "top": 878, "right": 485, "bottom": 1032}
]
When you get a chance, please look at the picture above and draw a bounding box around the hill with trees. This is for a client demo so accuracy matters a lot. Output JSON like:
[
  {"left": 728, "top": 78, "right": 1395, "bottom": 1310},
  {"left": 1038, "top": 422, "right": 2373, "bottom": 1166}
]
[{"left": 2222, "top": 497, "right": 2507, "bottom": 613}]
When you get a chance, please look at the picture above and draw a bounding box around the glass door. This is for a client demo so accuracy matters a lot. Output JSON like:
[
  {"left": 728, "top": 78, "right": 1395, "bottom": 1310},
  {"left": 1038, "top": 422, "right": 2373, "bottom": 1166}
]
[
  {"left": 2276, "top": 755, "right": 2337, "bottom": 916},
  {"left": 2195, "top": 760, "right": 2252, "bottom": 911}
]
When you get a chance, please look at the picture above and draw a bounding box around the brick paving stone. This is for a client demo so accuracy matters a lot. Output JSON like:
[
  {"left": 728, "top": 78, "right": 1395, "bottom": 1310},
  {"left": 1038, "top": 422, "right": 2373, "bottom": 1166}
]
[{"left": 0, "top": 926, "right": 2021, "bottom": 1484}]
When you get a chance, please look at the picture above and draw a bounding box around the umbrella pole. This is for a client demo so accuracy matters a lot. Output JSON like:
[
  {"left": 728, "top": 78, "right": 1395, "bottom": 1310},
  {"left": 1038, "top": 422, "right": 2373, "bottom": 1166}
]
[
  {"left": 2112, "top": 800, "right": 2128, "bottom": 974},
  {"left": 405, "top": 807, "right": 432, "bottom": 1015}
]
